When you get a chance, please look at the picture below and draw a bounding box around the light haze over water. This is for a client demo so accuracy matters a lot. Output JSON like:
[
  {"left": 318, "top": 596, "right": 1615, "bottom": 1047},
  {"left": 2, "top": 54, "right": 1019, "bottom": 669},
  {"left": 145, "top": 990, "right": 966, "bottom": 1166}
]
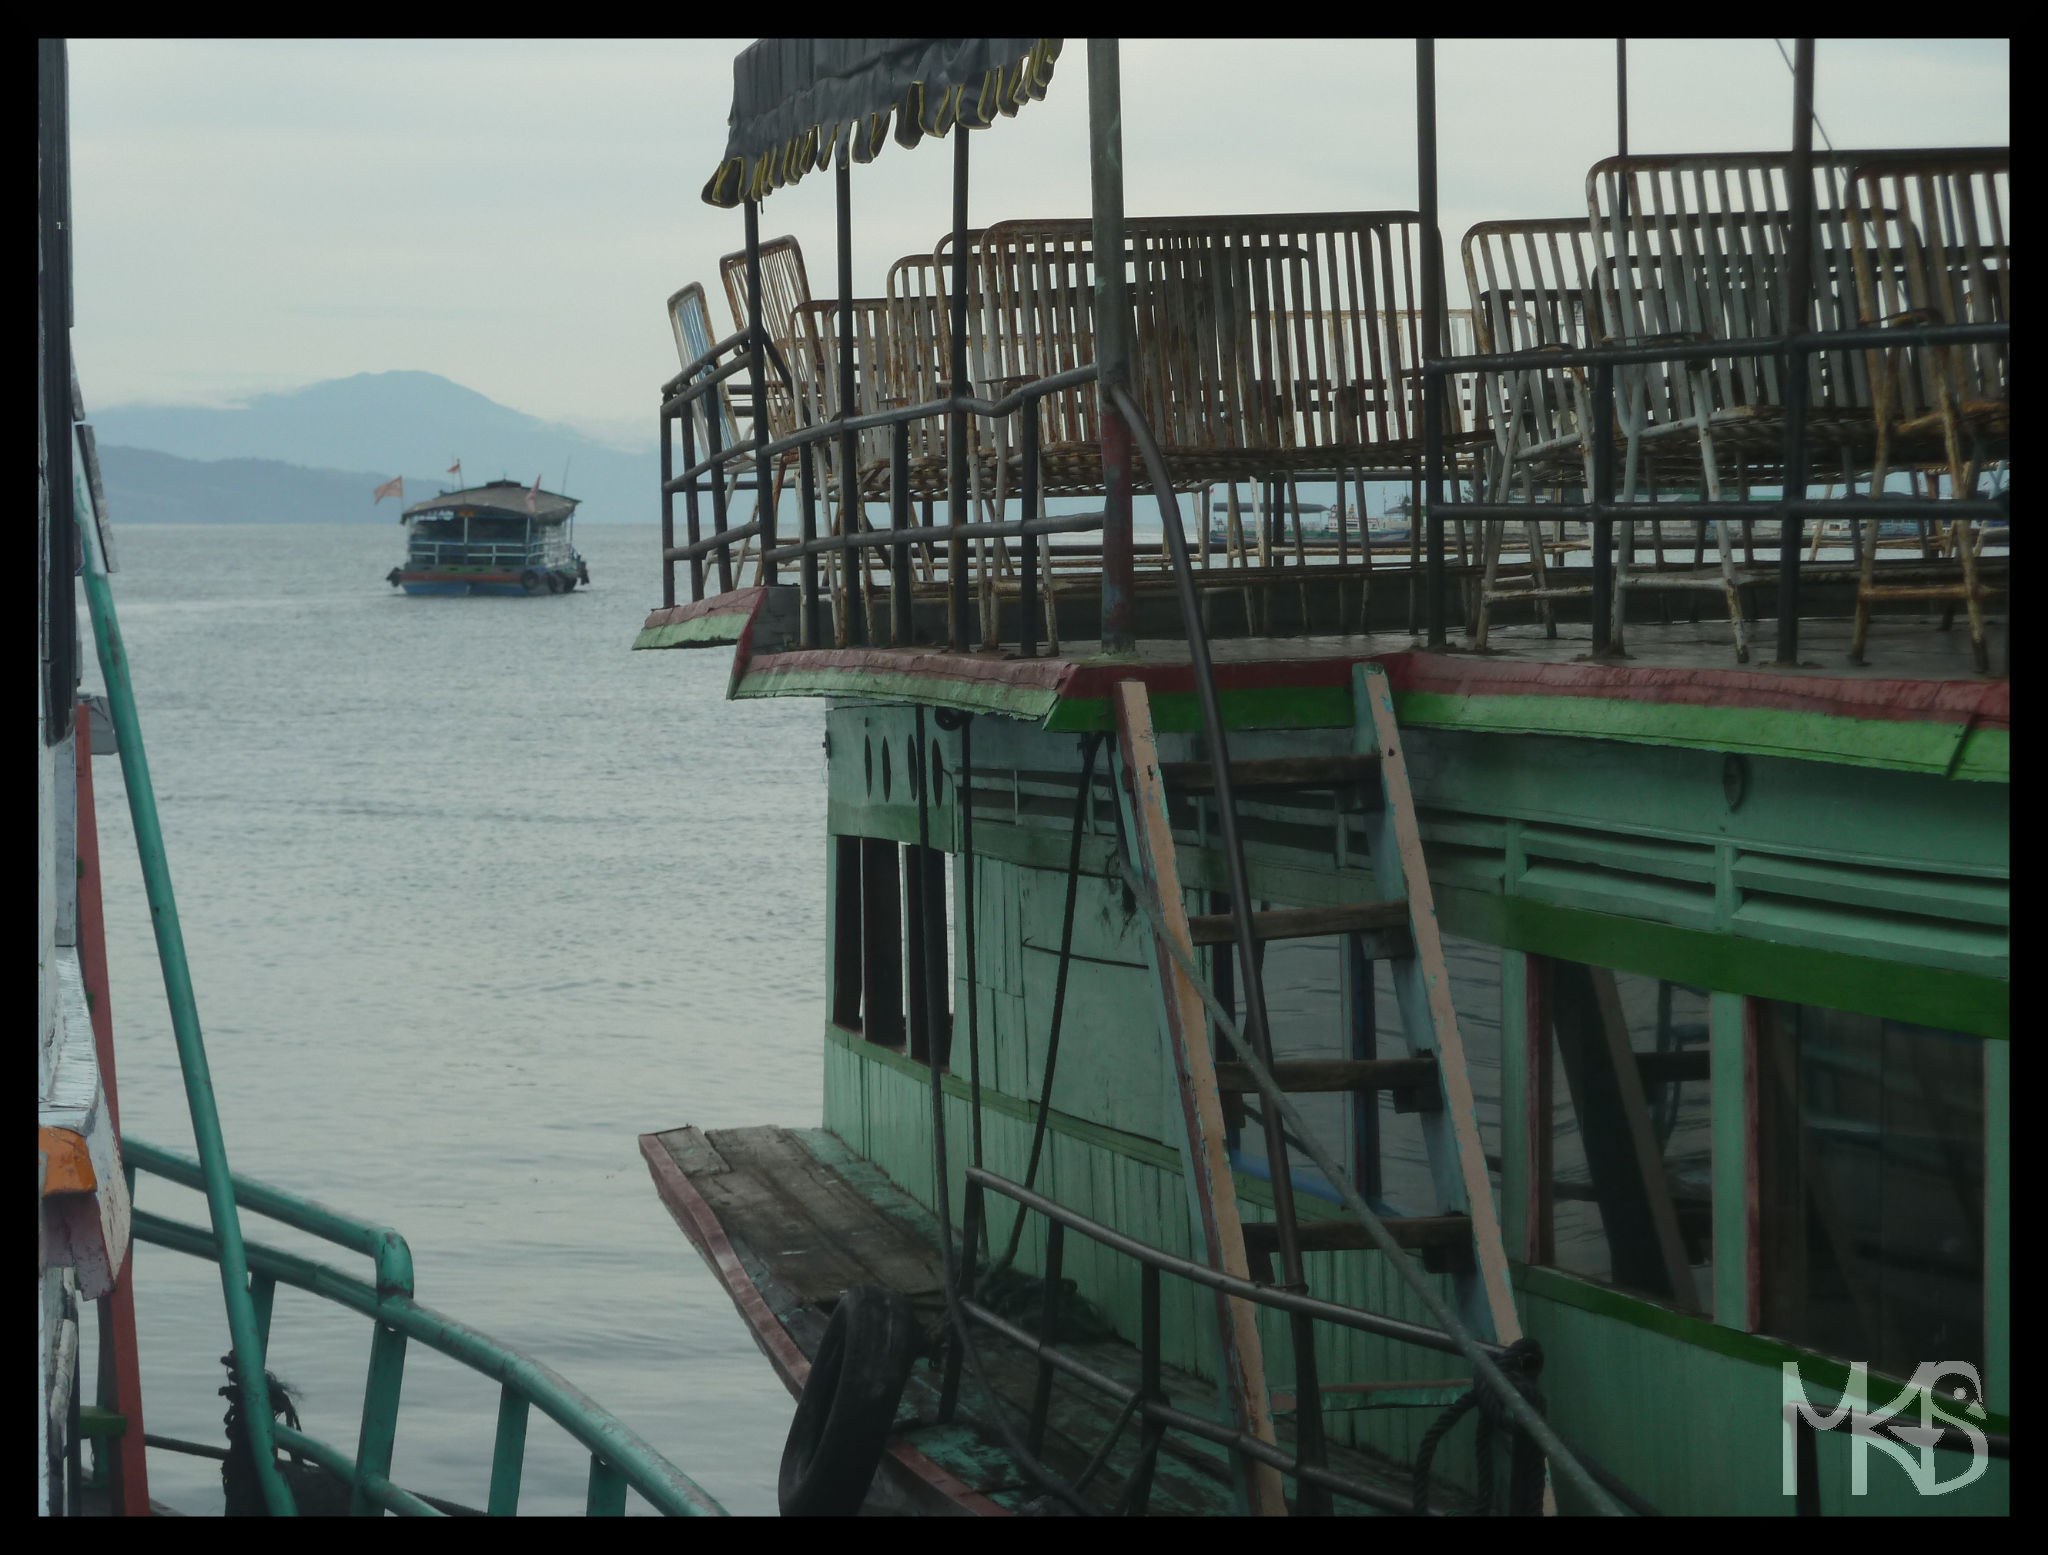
[{"left": 81, "top": 523, "right": 818, "bottom": 1515}]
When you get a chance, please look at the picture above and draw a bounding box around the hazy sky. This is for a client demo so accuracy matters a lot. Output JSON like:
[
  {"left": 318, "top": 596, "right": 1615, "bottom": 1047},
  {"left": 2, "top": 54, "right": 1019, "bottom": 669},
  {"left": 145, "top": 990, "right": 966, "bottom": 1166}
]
[{"left": 68, "top": 38, "right": 2008, "bottom": 450}]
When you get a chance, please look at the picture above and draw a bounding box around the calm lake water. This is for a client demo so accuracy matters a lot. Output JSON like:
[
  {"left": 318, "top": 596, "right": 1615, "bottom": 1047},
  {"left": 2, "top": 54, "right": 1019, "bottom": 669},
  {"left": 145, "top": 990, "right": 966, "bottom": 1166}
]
[{"left": 81, "top": 523, "right": 820, "bottom": 1516}]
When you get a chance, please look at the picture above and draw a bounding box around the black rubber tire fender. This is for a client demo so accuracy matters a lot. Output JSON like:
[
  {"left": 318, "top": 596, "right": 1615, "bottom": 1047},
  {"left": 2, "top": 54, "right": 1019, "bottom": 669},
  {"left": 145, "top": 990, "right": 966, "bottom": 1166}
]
[
  {"left": 544, "top": 571, "right": 562, "bottom": 594},
  {"left": 778, "top": 1285, "right": 921, "bottom": 1516},
  {"left": 520, "top": 569, "right": 543, "bottom": 595}
]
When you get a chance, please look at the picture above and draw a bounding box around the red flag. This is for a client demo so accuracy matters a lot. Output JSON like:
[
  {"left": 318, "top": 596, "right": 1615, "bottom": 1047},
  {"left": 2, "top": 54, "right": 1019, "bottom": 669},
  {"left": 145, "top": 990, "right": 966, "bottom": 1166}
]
[
  {"left": 447, "top": 460, "right": 462, "bottom": 478},
  {"left": 525, "top": 473, "right": 543, "bottom": 515},
  {"left": 372, "top": 475, "right": 404, "bottom": 504}
]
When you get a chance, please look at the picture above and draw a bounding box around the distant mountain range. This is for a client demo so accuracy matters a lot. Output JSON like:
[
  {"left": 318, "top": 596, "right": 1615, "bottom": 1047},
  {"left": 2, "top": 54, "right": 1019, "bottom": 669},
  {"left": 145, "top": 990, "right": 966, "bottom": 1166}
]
[{"left": 88, "top": 370, "right": 655, "bottom": 524}]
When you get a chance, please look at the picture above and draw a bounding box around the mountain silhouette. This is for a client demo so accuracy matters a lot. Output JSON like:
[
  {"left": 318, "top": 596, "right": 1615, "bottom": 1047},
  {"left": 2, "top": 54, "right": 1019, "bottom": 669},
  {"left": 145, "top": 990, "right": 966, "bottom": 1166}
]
[{"left": 90, "top": 371, "right": 654, "bottom": 523}]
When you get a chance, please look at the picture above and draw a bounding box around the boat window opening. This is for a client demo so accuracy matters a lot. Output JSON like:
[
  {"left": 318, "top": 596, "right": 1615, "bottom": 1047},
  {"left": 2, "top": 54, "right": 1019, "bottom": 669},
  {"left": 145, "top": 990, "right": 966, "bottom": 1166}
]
[
  {"left": 467, "top": 515, "right": 529, "bottom": 544},
  {"left": 832, "top": 835, "right": 863, "bottom": 1031},
  {"left": 859, "top": 837, "right": 904, "bottom": 1048},
  {"left": 1537, "top": 959, "right": 1713, "bottom": 1313},
  {"left": 905, "top": 842, "right": 951, "bottom": 1068},
  {"left": 1755, "top": 1002, "right": 1985, "bottom": 1380}
]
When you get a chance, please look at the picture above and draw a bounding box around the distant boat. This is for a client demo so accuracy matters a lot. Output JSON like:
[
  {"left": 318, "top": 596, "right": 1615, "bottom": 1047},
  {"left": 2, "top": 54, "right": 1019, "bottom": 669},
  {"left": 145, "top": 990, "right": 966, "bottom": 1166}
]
[{"left": 385, "top": 481, "right": 589, "bottom": 596}]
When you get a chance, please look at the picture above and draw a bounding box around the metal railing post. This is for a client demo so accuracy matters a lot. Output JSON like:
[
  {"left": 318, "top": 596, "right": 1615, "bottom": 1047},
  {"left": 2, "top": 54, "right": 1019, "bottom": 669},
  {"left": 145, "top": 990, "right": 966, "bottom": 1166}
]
[
  {"left": 1090, "top": 39, "right": 1136, "bottom": 653},
  {"left": 1418, "top": 38, "right": 1448, "bottom": 650},
  {"left": 705, "top": 376, "right": 731, "bottom": 595},
  {"left": 1020, "top": 409, "right": 1041, "bottom": 656},
  {"left": 1776, "top": 38, "right": 1815, "bottom": 665},
  {"left": 1027, "top": 1219, "right": 1065, "bottom": 1457},
  {"left": 659, "top": 406, "right": 675, "bottom": 608},
  {"left": 837, "top": 145, "right": 860, "bottom": 640},
  {"left": 487, "top": 1385, "right": 529, "bottom": 1516},
  {"left": 1592, "top": 361, "right": 1615, "bottom": 653},
  {"left": 350, "top": 1320, "right": 408, "bottom": 1516},
  {"left": 799, "top": 441, "right": 820, "bottom": 647},
  {"left": 892, "top": 421, "right": 912, "bottom": 645},
  {"left": 586, "top": 1456, "right": 628, "bottom": 1516},
  {"left": 948, "top": 125, "right": 972, "bottom": 650},
  {"left": 746, "top": 198, "right": 775, "bottom": 587}
]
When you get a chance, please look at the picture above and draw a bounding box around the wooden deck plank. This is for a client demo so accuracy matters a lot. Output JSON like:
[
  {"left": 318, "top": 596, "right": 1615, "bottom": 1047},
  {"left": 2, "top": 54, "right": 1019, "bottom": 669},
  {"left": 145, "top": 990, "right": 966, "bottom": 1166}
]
[{"left": 643, "top": 1122, "right": 1440, "bottom": 1515}]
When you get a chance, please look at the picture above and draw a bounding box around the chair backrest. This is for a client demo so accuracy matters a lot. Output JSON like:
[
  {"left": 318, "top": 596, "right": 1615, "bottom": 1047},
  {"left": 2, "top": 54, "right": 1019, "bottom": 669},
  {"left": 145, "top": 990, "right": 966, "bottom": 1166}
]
[
  {"left": 882, "top": 253, "right": 955, "bottom": 463},
  {"left": 975, "top": 212, "right": 1436, "bottom": 473},
  {"left": 791, "top": 297, "right": 896, "bottom": 475},
  {"left": 1587, "top": 152, "right": 1908, "bottom": 418},
  {"left": 1847, "top": 149, "right": 2009, "bottom": 423},
  {"left": 718, "top": 236, "right": 813, "bottom": 440},
  {"left": 666, "top": 282, "right": 739, "bottom": 453},
  {"left": 1461, "top": 217, "right": 1606, "bottom": 457}
]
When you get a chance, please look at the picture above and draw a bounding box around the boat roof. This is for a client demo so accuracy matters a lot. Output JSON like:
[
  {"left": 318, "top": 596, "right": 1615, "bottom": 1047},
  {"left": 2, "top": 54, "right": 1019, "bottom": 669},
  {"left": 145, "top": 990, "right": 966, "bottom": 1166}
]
[{"left": 402, "top": 480, "right": 578, "bottom": 524}]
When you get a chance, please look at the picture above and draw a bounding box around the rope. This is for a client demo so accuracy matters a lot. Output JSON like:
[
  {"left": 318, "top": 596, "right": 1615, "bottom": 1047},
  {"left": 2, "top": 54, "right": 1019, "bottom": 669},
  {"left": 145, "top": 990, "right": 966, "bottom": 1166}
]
[{"left": 1410, "top": 1336, "right": 1548, "bottom": 1516}]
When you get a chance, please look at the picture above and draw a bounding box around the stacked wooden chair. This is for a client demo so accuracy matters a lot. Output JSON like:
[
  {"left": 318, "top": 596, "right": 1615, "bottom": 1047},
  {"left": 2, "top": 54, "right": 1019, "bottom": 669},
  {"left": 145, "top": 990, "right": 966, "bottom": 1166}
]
[{"left": 1845, "top": 149, "right": 2010, "bottom": 671}]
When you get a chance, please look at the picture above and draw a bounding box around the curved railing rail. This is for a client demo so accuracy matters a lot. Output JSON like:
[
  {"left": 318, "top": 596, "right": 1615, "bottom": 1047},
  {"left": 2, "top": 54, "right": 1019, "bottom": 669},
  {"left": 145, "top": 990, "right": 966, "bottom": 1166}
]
[{"left": 127, "top": 1137, "right": 726, "bottom": 1517}]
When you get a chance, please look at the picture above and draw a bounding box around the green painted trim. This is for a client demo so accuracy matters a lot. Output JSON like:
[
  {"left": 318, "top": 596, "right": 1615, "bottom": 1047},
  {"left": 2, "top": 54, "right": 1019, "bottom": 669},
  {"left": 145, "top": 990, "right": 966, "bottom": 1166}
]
[
  {"left": 1439, "top": 887, "right": 2008, "bottom": 1040},
  {"left": 825, "top": 1024, "right": 1306, "bottom": 1215},
  {"left": 1514, "top": 1262, "right": 2014, "bottom": 1435},
  {"left": 1985, "top": 1040, "right": 2009, "bottom": 1413},
  {"left": 1709, "top": 991, "right": 1751, "bottom": 1329},
  {"left": 632, "top": 616, "right": 747, "bottom": 651},
  {"left": 739, "top": 664, "right": 1060, "bottom": 720},
  {"left": 1044, "top": 686, "right": 1352, "bottom": 733},
  {"left": 1395, "top": 690, "right": 2009, "bottom": 784}
]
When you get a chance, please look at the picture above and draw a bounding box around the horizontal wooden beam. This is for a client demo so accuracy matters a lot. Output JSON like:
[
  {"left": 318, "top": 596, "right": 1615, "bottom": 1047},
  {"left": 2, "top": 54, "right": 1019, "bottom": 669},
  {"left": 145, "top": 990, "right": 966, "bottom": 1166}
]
[
  {"left": 1159, "top": 754, "right": 1381, "bottom": 793},
  {"left": 1215, "top": 1057, "right": 1440, "bottom": 1113},
  {"left": 1186, "top": 901, "right": 1408, "bottom": 947}
]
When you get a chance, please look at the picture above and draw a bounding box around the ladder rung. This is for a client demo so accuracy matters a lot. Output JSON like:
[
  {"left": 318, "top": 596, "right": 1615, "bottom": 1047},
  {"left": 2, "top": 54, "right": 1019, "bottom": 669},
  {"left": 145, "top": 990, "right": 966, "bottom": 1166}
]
[
  {"left": 1242, "top": 1214, "right": 1471, "bottom": 1256},
  {"left": 1214, "top": 1057, "right": 1441, "bottom": 1113},
  {"left": 1159, "top": 754, "right": 1381, "bottom": 794},
  {"left": 1186, "top": 901, "right": 1408, "bottom": 948}
]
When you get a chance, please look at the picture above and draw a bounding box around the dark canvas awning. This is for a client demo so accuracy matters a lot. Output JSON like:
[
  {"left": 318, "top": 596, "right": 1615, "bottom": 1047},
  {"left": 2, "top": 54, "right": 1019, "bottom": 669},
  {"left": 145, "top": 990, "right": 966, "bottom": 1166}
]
[{"left": 702, "top": 38, "right": 1061, "bottom": 209}]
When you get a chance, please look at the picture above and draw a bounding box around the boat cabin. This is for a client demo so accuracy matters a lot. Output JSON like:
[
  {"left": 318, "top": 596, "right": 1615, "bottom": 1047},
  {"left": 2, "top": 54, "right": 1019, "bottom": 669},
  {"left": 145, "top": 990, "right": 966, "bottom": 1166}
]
[
  {"left": 393, "top": 480, "right": 584, "bottom": 595},
  {"left": 636, "top": 37, "right": 2007, "bottom": 1517}
]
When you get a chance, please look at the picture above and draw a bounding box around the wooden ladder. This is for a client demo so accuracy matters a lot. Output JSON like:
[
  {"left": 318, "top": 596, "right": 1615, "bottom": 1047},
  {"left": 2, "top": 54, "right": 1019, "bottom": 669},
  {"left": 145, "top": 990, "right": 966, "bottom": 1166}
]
[{"left": 1112, "top": 662, "right": 1520, "bottom": 1515}]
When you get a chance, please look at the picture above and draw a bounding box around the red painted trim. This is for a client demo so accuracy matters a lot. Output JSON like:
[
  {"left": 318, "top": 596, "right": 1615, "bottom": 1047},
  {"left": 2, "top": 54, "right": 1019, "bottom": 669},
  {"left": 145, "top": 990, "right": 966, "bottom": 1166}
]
[
  {"left": 640, "top": 587, "right": 767, "bottom": 632},
  {"left": 74, "top": 710, "right": 151, "bottom": 1516},
  {"left": 639, "top": 1133, "right": 809, "bottom": 1393},
  {"left": 699, "top": 629, "right": 2008, "bottom": 733},
  {"left": 400, "top": 571, "right": 525, "bottom": 586},
  {"left": 745, "top": 645, "right": 1069, "bottom": 695},
  {"left": 1383, "top": 650, "right": 2009, "bottom": 730},
  {"left": 637, "top": 1133, "right": 1011, "bottom": 1518}
]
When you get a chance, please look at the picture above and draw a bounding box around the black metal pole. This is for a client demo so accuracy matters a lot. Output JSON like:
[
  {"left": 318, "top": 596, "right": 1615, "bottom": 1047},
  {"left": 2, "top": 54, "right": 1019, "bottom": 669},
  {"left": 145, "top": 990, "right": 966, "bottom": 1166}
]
[
  {"left": 836, "top": 145, "right": 864, "bottom": 646},
  {"left": 1592, "top": 363, "right": 1615, "bottom": 653},
  {"left": 799, "top": 441, "right": 821, "bottom": 647},
  {"left": 1617, "top": 39, "right": 1628, "bottom": 166},
  {"left": 948, "top": 125, "right": 971, "bottom": 651},
  {"left": 1090, "top": 38, "right": 1136, "bottom": 653},
  {"left": 1020, "top": 409, "right": 1041, "bottom": 656},
  {"left": 891, "top": 421, "right": 912, "bottom": 645},
  {"left": 745, "top": 198, "right": 774, "bottom": 587},
  {"left": 1417, "top": 39, "right": 1447, "bottom": 650},
  {"left": 659, "top": 407, "right": 675, "bottom": 609},
  {"left": 1777, "top": 38, "right": 1815, "bottom": 666}
]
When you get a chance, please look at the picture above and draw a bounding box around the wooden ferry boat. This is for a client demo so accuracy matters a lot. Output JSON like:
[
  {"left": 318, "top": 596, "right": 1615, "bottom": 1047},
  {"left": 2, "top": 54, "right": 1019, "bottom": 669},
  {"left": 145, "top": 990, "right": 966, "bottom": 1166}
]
[
  {"left": 386, "top": 480, "right": 589, "bottom": 596},
  {"left": 638, "top": 37, "right": 2007, "bottom": 1516}
]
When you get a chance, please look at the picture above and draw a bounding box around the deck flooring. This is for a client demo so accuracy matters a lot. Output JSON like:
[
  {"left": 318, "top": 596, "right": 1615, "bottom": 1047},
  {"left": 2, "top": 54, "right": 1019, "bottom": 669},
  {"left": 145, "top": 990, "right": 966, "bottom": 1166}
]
[{"left": 644, "top": 1123, "right": 1443, "bottom": 1516}]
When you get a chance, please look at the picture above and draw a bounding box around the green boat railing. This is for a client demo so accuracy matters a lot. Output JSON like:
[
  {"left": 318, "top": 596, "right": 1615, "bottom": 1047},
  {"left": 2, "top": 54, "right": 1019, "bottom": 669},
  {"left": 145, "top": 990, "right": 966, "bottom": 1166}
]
[
  {"left": 79, "top": 505, "right": 296, "bottom": 1515},
  {"left": 80, "top": 465, "right": 723, "bottom": 1517},
  {"left": 128, "top": 1138, "right": 726, "bottom": 1516}
]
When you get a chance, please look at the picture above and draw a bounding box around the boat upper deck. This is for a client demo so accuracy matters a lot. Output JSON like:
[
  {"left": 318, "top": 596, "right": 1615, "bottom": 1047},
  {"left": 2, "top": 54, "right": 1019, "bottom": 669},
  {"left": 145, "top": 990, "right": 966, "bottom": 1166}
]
[{"left": 636, "top": 583, "right": 2008, "bottom": 783}]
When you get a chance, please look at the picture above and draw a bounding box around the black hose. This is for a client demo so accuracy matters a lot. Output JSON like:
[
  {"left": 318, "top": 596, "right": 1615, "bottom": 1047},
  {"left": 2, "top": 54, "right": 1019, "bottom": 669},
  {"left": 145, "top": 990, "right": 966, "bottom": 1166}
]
[
  {"left": 1000, "top": 731, "right": 1103, "bottom": 1271},
  {"left": 917, "top": 706, "right": 1098, "bottom": 1515}
]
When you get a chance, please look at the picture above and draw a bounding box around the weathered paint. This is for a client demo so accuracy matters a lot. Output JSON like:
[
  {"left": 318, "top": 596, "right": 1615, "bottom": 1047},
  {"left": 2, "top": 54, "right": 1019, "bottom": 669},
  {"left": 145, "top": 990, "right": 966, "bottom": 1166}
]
[
  {"left": 1358, "top": 662, "right": 1520, "bottom": 1345},
  {"left": 1112, "top": 681, "right": 1288, "bottom": 1515}
]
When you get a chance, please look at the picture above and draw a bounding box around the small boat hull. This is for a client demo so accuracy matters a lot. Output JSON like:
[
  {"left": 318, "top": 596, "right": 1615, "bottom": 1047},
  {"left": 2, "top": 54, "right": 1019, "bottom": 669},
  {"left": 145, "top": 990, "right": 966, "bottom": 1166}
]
[{"left": 393, "top": 566, "right": 582, "bottom": 597}]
